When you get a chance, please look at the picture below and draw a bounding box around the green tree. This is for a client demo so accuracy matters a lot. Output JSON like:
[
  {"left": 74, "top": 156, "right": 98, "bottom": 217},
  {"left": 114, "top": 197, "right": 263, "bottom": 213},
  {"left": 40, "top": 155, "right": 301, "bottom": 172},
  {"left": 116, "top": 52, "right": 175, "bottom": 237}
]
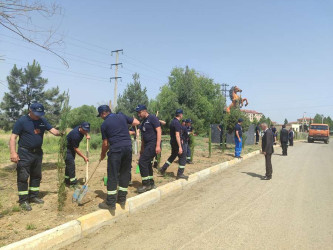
[
  {"left": 67, "top": 105, "right": 103, "bottom": 133},
  {"left": 155, "top": 66, "right": 225, "bottom": 133},
  {"left": 116, "top": 73, "right": 149, "bottom": 116},
  {"left": 313, "top": 114, "right": 323, "bottom": 124},
  {"left": 225, "top": 107, "right": 250, "bottom": 134},
  {"left": 259, "top": 115, "right": 272, "bottom": 127},
  {"left": 284, "top": 118, "right": 288, "bottom": 125},
  {"left": 0, "top": 60, "right": 65, "bottom": 130}
]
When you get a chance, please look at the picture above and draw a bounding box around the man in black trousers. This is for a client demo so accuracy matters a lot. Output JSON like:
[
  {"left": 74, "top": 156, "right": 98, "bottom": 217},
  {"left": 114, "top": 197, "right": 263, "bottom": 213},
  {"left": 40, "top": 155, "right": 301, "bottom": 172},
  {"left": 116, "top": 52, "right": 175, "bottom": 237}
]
[
  {"left": 261, "top": 123, "right": 274, "bottom": 180},
  {"left": 280, "top": 125, "right": 289, "bottom": 156}
]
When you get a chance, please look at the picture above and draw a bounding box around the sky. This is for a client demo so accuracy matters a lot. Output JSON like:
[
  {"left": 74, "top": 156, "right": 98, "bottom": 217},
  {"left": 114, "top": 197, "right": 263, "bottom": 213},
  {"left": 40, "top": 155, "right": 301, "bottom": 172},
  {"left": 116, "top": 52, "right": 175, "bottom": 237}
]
[{"left": 1, "top": 0, "right": 333, "bottom": 123}]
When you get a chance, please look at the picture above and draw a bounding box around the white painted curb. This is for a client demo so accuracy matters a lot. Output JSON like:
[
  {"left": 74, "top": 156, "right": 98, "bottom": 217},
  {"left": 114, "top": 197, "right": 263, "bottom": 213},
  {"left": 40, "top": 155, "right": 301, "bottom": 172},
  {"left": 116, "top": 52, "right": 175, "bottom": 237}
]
[{"left": 1, "top": 220, "right": 81, "bottom": 250}]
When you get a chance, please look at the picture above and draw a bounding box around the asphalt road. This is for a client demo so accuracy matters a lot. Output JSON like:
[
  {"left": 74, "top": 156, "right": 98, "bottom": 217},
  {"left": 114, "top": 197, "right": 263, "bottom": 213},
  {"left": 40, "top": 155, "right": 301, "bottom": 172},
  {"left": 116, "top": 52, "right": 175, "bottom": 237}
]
[{"left": 67, "top": 141, "right": 333, "bottom": 250}]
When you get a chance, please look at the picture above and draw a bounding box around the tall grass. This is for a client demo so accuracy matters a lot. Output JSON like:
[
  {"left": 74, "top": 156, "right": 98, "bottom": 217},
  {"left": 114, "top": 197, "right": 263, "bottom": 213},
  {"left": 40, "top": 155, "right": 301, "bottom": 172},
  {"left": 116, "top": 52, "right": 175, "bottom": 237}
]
[{"left": 57, "top": 93, "right": 70, "bottom": 211}]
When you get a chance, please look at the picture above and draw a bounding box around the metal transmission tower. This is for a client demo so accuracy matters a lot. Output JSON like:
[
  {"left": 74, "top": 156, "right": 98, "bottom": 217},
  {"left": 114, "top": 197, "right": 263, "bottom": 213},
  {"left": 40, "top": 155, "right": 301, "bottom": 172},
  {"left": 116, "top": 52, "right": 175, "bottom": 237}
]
[
  {"left": 110, "top": 49, "right": 123, "bottom": 109},
  {"left": 221, "top": 83, "right": 230, "bottom": 104}
]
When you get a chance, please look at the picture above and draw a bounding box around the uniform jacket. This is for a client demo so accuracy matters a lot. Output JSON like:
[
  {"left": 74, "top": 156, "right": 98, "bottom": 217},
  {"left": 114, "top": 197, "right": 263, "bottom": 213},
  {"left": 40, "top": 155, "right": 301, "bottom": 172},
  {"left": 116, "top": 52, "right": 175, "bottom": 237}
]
[
  {"left": 280, "top": 128, "right": 289, "bottom": 143},
  {"left": 262, "top": 129, "right": 274, "bottom": 154}
]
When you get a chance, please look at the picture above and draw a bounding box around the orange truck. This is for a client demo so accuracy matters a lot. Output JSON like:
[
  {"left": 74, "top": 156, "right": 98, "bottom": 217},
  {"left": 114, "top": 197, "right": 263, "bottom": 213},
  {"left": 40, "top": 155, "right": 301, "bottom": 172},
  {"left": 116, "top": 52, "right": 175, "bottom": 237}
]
[{"left": 308, "top": 124, "right": 330, "bottom": 144}]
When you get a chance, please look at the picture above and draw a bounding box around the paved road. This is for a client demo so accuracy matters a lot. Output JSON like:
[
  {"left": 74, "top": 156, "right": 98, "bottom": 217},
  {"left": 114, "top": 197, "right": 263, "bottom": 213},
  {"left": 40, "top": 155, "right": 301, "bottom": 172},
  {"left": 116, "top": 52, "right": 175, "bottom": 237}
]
[{"left": 67, "top": 141, "right": 333, "bottom": 250}]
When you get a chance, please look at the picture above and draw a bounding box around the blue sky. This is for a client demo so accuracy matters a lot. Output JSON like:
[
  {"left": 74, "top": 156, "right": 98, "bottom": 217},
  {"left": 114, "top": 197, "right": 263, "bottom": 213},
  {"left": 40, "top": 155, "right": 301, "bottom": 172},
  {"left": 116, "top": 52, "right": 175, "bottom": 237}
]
[{"left": 1, "top": 0, "right": 333, "bottom": 123}]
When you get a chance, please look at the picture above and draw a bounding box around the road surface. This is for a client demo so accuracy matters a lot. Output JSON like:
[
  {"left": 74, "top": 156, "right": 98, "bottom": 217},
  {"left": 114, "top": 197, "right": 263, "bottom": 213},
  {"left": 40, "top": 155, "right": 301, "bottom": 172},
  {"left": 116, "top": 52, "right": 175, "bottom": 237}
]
[{"left": 67, "top": 141, "right": 333, "bottom": 250}]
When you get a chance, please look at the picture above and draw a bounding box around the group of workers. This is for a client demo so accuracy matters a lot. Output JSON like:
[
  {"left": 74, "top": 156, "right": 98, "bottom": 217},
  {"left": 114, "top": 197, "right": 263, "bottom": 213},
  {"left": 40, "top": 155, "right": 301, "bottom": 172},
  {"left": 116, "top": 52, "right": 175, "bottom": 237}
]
[{"left": 9, "top": 103, "right": 194, "bottom": 211}]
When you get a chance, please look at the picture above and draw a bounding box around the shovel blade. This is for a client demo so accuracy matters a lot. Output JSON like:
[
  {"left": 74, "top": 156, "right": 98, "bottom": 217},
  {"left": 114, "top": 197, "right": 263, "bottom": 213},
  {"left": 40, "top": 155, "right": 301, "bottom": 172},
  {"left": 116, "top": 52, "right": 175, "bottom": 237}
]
[{"left": 77, "top": 185, "right": 89, "bottom": 204}]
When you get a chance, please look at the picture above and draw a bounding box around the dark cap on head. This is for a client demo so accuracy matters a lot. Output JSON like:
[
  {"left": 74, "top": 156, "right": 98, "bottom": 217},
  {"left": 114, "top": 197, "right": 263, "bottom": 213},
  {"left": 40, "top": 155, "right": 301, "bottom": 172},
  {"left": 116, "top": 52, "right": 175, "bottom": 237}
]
[
  {"left": 182, "top": 119, "right": 186, "bottom": 123},
  {"left": 238, "top": 118, "right": 244, "bottom": 123},
  {"left": 97, "top": 105, "right": 111, "bottom": 117},
  {"left": 175, "top": 109, "right": 183, "bottom": 115},
  {"left": 185, "top": 119, "right": 192, "bottom": 123},
  {"left": 30, "top": 103, "right": 45, "bottom": 117},
  {"left": 135, "top": 104, "right": 147, "bottom": 112},
  {"left": 80, "top": 122, "right": 90, "bottom": 132}
]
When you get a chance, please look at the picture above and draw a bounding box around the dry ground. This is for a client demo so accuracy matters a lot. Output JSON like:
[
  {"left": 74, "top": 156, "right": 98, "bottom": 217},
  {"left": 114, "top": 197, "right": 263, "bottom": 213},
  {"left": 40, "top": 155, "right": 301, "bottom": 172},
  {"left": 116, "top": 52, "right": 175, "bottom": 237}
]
[{"left": 0, "top": 132, "right": 261, "bottom": 246}]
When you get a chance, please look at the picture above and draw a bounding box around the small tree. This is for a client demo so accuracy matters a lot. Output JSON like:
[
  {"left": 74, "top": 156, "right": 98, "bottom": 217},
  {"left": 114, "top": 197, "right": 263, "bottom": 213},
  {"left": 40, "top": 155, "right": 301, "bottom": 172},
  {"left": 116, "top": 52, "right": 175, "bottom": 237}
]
[
  {"left": 0, "top": 61, "right": 65, "bottom": 130},
  {"left": 116, "top": 73, "right": 149, "bottom": 116},
  {"left": 284, "top": 118, "right": 288, "bottom": 125}
]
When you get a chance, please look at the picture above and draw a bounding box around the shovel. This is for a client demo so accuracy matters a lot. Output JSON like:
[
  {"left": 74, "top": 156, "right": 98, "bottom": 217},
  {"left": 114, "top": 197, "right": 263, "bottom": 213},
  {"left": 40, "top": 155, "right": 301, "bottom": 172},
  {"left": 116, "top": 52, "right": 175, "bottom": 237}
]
[
  {"left": 85, "top": 138, "right": 89, "bottom": 182},
  {"left": 72, "top": 160, "right": 102, "bottom": 205}
]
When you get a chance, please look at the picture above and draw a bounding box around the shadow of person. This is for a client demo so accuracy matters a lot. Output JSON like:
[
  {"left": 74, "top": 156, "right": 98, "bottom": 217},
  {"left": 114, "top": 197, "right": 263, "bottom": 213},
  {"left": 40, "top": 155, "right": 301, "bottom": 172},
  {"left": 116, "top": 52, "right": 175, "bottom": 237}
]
[
  {"left": 39, "top": 190, "right": 57, "bottom": 198},
  {"left": 241, "top": 172, "right": 264, "bottom": 179},
  {"left": 94, "top": 190, "right": 106, "bottom": 200},
  {"left": 130, "top": 180, "right": 142, "bottom": 189}
]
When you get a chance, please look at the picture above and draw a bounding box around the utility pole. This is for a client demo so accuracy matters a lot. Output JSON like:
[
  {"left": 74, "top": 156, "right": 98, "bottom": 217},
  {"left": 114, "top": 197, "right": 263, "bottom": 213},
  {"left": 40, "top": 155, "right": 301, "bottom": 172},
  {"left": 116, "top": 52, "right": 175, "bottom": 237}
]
[
  {"left": 110, "top": 49, "right": 123, "bottom": 109},
  {"left": 221, "top": 83, "right": 230, "bottom": 102}
]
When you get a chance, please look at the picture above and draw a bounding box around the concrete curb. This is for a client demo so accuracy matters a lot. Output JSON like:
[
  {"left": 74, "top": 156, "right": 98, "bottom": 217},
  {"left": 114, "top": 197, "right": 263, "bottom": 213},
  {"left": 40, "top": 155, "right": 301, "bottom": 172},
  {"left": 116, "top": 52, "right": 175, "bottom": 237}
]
[
  {"left": 1, "top": 220, "right": 81, "bottom": 250},
  {"left": 4, "top": 143, "right": 295, "bottom": 249}
]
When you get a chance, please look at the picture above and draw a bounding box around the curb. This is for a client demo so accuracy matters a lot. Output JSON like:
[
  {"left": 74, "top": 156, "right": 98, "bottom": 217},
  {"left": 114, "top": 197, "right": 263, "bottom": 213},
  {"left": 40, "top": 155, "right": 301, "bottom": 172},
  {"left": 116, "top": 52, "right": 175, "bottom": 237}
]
[
  {"left": 1, "top": 220, "right": 81, "bottom": 250},
  {"left": 3, "top": 143, "right": 297, "bottom": 249}
]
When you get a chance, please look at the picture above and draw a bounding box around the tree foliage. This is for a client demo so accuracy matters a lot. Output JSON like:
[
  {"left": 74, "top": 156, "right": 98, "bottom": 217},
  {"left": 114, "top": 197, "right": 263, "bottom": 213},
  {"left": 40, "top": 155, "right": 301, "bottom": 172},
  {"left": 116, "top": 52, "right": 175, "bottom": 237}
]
[
  {"left": 0, "top": 60, "right": 65, "bottom": 130},
  {"left": 154, "top": 66, "right": 225, "bottom": 133},
  {"left": 259, "top": 115, "right": 272, "bottom": 127},
  {"left": 313, "top": 113, "right": 333, "bottom": 128},
  {"left": 225, "top": 107, "right": 251, "bottom": 134},
  {"left": 116, "top": 73, "right": 149, "bottom": 117},
  {"left": 67, "top": 105, "right": 102, "bottom": 133}
]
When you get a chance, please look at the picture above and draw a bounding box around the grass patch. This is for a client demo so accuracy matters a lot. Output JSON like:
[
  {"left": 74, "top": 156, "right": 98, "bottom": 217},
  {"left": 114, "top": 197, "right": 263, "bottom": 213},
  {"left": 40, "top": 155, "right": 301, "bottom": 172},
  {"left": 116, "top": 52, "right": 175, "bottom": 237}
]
[
  {"left": 11, "top": 205, "right": 21, "bottom": 212},
  {"left": 26, "top": 223, "right": 37, "bottom": 230},
  {"left": 1, "top": 209, "right": 10, "bottom": 216}
]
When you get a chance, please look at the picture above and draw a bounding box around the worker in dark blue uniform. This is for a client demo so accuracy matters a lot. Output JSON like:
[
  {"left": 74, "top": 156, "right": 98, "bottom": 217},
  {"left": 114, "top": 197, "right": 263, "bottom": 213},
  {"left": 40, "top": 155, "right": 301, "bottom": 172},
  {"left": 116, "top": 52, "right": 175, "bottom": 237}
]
[
  {"left": 271, "top": 125, "right": 277, "bottom": 145},
  {"left": 98, "top": 105, "right": 140, "bottom": 210},
  {"left": 288, "top": 128, "right": 294, "bottom": 146},
  {"left": 234, "top": 118, "right": 243, "bottom": 158},
  {"left": 9, "top": 103, "right": 61, "bottom": 211},
  {"left": 135, "top": 105, "right": 162, "bottom": 193},
  {"left": 255, "top": 123, "right": 260, "bottom": 144},
  {"left": 65, "top": 122, "right": 91, "bottom": 187},
  {"left": 181, "top": 120, "right": 189, "bottom": 164},
  {"left": 159, "top": 109, "right": 188, "bottom": 180},
  {"left": 185, "top": 119, "right": 194, "bottom": 164}
]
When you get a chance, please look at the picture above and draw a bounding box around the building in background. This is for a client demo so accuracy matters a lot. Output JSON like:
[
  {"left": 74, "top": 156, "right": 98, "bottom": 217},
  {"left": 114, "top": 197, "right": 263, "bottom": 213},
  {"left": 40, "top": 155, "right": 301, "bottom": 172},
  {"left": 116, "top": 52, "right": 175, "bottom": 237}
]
[{"left": 241, "top": 109, "right": 263, "bottom": 122}]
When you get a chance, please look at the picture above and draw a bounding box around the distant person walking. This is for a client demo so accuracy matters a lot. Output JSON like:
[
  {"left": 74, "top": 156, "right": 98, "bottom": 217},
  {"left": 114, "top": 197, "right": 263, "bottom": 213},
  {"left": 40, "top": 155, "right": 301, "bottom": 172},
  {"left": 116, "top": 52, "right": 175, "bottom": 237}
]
[
  {"left": 271, "top": 125, "right": 277, "bottom": 145},
  {"left": 255, "top": 123, "right": 260, "bottom": 144},
  {"left": 234, "top": 118, "right": 243, "bottom": 158},
  {"left": 288, "top": 128, "right": 294, "bottom": 146},
  {"left": 280, "top": 125, "right": 289, "bottom": 156},
  {"left": 261, "top": 123, "right": 274, "bottom": 180}
]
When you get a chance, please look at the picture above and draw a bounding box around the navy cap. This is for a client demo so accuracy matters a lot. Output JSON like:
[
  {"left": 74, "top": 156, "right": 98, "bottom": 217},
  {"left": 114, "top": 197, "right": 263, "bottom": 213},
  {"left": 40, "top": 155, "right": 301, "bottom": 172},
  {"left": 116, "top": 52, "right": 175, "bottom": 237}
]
[
  {"left": 80, "top": 122, "right": 90, "bottom": 132},
  {"left": 238, "top": 118, "right": 244, "bottom": 122},
  {"left": 30, "top": 103, "right": 45, "bottom": 117},
  {"left": 97, "top": 105, "right": 111, "bottom": 117},
  {"left": 185, "top": 119, "right": 192, "bottom": 123},
  {"left": 175, "top": 109, "right": 183, "bottom": 115},
  {"left": 135, "top": 104, "right": 147, "bottom": 112},
  {"left": 182, "top": 119, "right": 186, "bottom": 123}
]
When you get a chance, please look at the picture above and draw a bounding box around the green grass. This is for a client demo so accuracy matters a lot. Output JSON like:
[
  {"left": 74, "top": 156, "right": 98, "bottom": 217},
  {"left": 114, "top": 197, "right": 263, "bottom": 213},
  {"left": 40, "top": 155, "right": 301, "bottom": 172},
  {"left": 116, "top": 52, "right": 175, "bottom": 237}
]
[
  {"left": 26, "top": 223, "right": 37, "bottom": 230},
  {"left": 11, "top": 206, "right": 21, "bottom": 212}
]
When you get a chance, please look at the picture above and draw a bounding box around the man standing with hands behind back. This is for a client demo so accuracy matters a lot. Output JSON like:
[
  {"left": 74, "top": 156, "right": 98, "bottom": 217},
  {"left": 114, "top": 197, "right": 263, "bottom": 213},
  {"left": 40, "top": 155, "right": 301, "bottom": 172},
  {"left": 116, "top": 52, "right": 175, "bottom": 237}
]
[{"left": 261, "top": 123, "right": 274, "bottom": 180}]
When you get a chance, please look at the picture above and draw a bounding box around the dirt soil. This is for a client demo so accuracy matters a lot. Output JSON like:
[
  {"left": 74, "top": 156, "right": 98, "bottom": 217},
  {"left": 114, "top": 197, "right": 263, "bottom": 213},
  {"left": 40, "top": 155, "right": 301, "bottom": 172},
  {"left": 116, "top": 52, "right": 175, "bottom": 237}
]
[
  {"left": 0, "top": 136, "right": 260, "bottom": 247},
  {"left": 66, "top": 141, "right": 333, "bottom": 250}
]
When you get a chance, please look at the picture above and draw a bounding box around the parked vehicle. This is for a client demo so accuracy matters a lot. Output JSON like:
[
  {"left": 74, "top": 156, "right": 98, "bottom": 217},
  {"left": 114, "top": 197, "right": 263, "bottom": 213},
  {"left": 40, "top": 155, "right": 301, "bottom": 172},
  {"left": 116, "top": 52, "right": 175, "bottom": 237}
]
[{"left": 308, "top": 124, "right": 329, "bottom": 144}]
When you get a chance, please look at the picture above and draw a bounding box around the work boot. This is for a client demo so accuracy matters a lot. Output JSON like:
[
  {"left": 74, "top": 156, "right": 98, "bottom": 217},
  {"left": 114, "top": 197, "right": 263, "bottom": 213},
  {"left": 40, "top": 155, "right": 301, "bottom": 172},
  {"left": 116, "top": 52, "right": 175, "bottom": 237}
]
[
  {"left": 128, "top": 180, "right": 133, "bottom": 187},
  {"left": 150, "top": 180, "right": 156, "bottom": 189},
  {"left": 187, "top": 160, "right": 193, "bottom": 164},
  {"left": 176, "top": 174, "right": 189, "bottom": 180},
  {"left": 20, "top": 201, "right": 32, "bottom": 211},
  {"left": 29, "top": 197, "right": 44, "bottom": 204},
  {"left": 137, "top": 185, "right": 152, "bottom": 194},
  {"left": 116, "top": 199, "right": 126, "bottom": 209},
  {"left": 99, "top": 202, "right": 116, "bottom": 211}
]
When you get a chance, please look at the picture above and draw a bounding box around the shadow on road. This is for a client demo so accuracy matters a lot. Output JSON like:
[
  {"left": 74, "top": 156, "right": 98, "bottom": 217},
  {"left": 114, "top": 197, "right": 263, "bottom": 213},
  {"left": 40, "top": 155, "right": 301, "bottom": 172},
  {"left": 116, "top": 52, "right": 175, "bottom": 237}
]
[{"left": 241, "top": 172, "right": 264, "bottom": 179}]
